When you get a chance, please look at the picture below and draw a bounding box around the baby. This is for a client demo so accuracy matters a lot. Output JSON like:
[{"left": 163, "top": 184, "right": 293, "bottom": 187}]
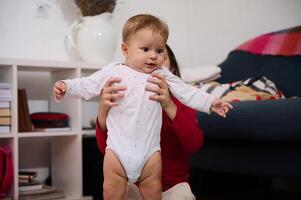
[{"left": 53, "top": 14, "right": 232, "bottom": 200}]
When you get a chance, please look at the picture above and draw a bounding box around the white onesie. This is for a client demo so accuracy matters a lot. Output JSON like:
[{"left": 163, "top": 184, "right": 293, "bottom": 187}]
[{"left": 62, "top": 62, "right": 215, "bottom": 182}]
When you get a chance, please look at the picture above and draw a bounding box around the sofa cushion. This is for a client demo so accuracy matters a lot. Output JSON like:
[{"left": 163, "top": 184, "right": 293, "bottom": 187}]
[{"left": 219, "top": 51, "right": 301, "bottom": 97}]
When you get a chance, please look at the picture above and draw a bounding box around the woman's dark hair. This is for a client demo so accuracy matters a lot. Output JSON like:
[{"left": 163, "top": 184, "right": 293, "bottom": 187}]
[{"left": 166, "top": 44, "right": 181, "bottom": 77}]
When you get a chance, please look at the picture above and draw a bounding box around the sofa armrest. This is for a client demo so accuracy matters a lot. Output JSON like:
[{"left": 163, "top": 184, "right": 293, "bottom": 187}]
[{"left": 197, "top": 98, "right": 301, "bottom": 141}]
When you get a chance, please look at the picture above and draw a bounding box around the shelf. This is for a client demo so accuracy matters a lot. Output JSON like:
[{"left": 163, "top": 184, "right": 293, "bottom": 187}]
[
  {"left": 18, "top": 131, "right": 78, "bottom": 138},
  {"left": 0, "top": 58, "right": 100, "bottom": 199},
  {"left": 0, "top": 133, "right": 13, "bottom": 138}
]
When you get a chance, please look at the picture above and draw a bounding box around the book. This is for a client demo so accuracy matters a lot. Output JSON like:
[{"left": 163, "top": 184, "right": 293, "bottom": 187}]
[
  {"left": 19, "top": 189, "right": 65, "bottom": 200},
  {"left": 0, "top": 88, "right": 12, "bottom": 101},
  {"left": 0, "top": 101, "right": 10, "bottom": 108},
  {"left": 18, "top": 89, "right": 33, "bottom": 132},
  {"left": 0, "top": 83, "right": 11, "bottom": 89},
  {"left": 19, "top": 185, "right": 57, "bottom": 196},
  {"left": 0, "top": 89, "right": 12, "bottom": 96},
  {"left": 19, "top": 170, "right": 37, "bottom": 176},
  {"left": 0, "top": 108, "right": 11, "bottom": 116},
  {"left": 19, "top": 170, "right": 38, "bottom": 181},
  {"left": 0, "top": 125, "right": 10, "bottom": 133},
  {"left": 0, "top": 117, "right": 11, "bottom": 125},
  {"left": 34, "top": 127, "right": 71, "bottom": 132},
  {"left": 19, "top": 183, "right": 44, "bottom": 192}
]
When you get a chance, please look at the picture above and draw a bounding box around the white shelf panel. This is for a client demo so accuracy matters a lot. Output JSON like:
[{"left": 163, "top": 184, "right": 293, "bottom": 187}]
[
  {"left": 18, "top": 131, "right": 78, "bottom": 138},
  {"left": 0, "top": 57, "right": 104, "bottom": 69},
  {"left": 0, "top": 58, "right": 99, "bottom": 198},
  {"left": 0, "top": 133, "right": 13, "bottom": 138}
]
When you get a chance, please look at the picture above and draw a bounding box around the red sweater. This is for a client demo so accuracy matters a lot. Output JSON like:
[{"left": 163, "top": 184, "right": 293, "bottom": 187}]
[{"left": 95, "top": 97, "right": 204, "bottom": 191}]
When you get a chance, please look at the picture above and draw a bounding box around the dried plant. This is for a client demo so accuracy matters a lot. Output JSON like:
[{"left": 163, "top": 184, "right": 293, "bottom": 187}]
[{"left": 75, "top": 0, "right": 116, "bottom": 16}]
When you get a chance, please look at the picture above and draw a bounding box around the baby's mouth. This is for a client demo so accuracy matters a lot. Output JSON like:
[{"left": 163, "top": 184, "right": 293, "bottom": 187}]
[{"left": 145, "top": 63, "right": 157, "bottom": 68}]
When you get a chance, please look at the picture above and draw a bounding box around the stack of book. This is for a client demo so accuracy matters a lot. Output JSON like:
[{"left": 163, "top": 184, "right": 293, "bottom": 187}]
[
  {"left": 19, "top": 171, "right": 65, "bottom": 200},
  {"left": 0, "top": 83, "right": 12, "bottom": 133},
  {"left": 19, "top": 171, "right": 43, "bottom": 191}
]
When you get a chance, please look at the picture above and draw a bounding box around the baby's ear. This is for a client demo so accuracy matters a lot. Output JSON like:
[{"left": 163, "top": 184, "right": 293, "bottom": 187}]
[{"left": 121, "top": 42, "right": 129, "bottom": 58}]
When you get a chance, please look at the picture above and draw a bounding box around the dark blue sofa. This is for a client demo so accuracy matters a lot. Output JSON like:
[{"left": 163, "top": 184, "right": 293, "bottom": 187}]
[{"left": 190, "top": 50, "right": 301, "bottom": 178}]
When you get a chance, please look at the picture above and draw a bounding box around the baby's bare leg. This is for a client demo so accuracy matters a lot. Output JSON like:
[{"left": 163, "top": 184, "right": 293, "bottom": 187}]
[
  {"left": 138, "top": 151, "right": 162, "bottom": 200},
  {"left": 103, "top": 149, "right": 127, "bottom": 200}
]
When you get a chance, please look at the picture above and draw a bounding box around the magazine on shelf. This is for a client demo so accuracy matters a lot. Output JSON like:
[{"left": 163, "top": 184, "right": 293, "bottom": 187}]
[
  {"left": 18, "top": 185, "right": 65, "bottom": 199},
  {"left": 19, "top": 182, "right": 44, "bottom": 192},
  {"left": 0, "top": 125, "right": 10, "bottom": 133},
  {"left": 0, "top": 83, "right": 11, "bottom": 89},
  {"left": 19, "top": 170, "right": 38, "bottom": 181},
  {"left": 0, "top": 108, "right": 11, "bottom": 116},
  {"left": 0, "top": 117, "right": 10, "bottom": 125},
  {"left": 0, "top": 101, "right": 10, "bottom": 108},
  {"left": 34, "top": 127, "right": 71, "bottom": 132},
  {"left": 0, "top": 83, "right": 12, "bottom": 101}
]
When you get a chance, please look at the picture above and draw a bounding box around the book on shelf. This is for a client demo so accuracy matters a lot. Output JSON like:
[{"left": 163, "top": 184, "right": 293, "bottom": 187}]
[
  {"left": 19, "top": 170, "right": 38, "bottom": 176},
  {"left": 34, "top": 127, "right": 71, "bottom": 132},
  {"left": 0, "top": 84, "right": 12, "bottom": 101},
  {"left": 0, "top": 125, "right": 10, "bottom": 133},
  {"left": 19, "top": 181, "right": 43, "bottom": 192},
  {"left": 0, "top": 101, "right": 10, "bottom": 108},
  {"left": 19, "top": 185, "right": 65, "bottom": 200},
  {"left": 0, "top": 88, "right": 13, "bottom": 101},
  {"left": 0, "top": 89, "right": 12, "bottom": 96},
  {"left": 19, "top": 190, "right": 65, "bottom": 200},
  {"left": 0, "top": 108, "right": 11, "bottom": 116},
  {"left": 0, "top": 117, "right": 10, "bottom": 125},
  {"left": 0, "top": 82, "right": 12, "bottom": 89},
  {"left": 18, "top": 89, "right": 33, "bottom": 132},
  {"left": 19, "top": 170, "right": 38, "bottom": 181}
]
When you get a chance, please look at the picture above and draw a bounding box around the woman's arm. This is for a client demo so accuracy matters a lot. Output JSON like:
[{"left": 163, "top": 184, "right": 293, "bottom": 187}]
[
  {"left": 95, "top": 77, "right": 127, "bottom": 154},
  {"left": 171, "top": 98, "right": 204, "bottom": 153}
]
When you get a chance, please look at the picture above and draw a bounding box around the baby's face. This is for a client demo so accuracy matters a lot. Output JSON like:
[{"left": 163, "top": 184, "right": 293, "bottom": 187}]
[{"left": 122, "top": 28, "right": 165, "bottom": 74}]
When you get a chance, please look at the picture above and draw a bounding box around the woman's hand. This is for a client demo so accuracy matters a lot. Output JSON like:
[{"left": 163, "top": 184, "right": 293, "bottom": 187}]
[
  {"left": 98, "top": 77, "right": 127, "bottom": 131},
  {"left": 146, "top": 73, "right": 177, "bottom": 121}
]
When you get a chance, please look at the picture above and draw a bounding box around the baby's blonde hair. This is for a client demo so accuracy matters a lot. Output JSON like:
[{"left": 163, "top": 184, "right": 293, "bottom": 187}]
[{"left": 122, "top": 14, "right": 169, "bottom": 44}]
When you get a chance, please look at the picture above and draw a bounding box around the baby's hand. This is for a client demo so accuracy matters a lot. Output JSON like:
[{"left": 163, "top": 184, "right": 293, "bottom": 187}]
[
  {"left": 210, "top": 98, "right": 233, "bottom": 118},
  {"left": 53, "top": 81, "right": 66, "bottom": 102}
]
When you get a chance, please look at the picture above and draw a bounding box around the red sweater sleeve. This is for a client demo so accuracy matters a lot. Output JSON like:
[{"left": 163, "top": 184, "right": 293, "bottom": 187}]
[
  {"left": 170, "top": 98, "right": 204, "bottom": 153},
  {"left": 95, "top": 117, "right": 107, "bottom": 154}
]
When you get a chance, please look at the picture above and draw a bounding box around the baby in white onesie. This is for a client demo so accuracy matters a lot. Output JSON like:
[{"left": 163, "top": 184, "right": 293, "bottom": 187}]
[{"left": 53, "top": 14, "right": 232, "bottom": 200}]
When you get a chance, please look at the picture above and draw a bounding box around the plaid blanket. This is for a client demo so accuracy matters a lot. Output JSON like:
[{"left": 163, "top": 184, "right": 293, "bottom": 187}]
[
  {"left": 235, "top": 26, "right": 301, "bottom": 56},
  {"left": 199, "top": 76, "right": 285, "bottom": 102}
]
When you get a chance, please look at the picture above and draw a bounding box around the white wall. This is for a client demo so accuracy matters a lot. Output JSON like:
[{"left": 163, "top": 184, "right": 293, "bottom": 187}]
[
  {"left": 186, "top": 0, "right": 301, "bottom": 68},
  {"left": 0, "top": 0, "right": 69, "bottom": 60},
  {"left": 1, "top": 0, "right": 300, "bottom": 68}
]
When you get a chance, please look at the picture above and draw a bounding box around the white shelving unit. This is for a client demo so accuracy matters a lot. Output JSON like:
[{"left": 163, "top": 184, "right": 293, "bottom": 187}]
[{"left": 0, "top": 58, "right": 102, "bottom": 199}]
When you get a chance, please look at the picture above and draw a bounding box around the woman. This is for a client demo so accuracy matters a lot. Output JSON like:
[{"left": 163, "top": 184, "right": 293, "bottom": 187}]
[{"left": 95, "top": 44, "right": 203, "bottom": 199}]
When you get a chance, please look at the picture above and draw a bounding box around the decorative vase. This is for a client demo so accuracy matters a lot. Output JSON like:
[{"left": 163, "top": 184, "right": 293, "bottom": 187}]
[{"left": 65, "top": 12, "right": 116, "bottom": 64}]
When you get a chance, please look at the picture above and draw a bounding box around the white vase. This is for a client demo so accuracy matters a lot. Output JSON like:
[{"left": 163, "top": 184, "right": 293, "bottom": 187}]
[{"left": 65, "top": 12, "right": 116, "bottom": 64}]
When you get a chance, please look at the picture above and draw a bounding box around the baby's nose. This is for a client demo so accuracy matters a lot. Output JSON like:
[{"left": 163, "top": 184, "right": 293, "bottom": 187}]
[{"left": 149, "top": 51, "right": 157, "bottom": 59}]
